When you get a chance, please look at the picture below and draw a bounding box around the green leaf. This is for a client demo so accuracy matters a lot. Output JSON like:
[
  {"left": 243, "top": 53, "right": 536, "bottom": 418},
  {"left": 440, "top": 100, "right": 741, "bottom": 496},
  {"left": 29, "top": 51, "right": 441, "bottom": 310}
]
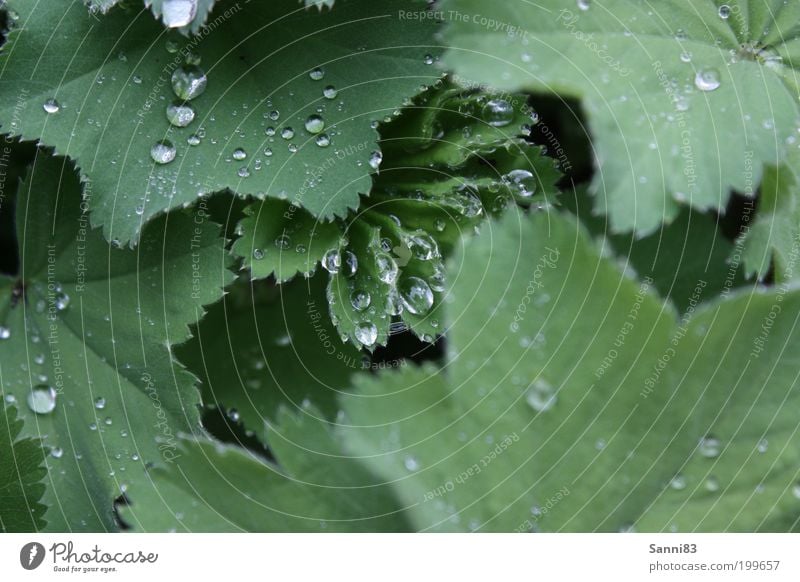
[
  {"left": 0, "top": 154, "right": 232, "bottom": 531},
  {"left": 175, "top": 272, "right": 362, "bottom": 429},
  {"left": 235, "top": 82, "right": 561, "bottom": 348},
  {"left": 740, "top": 150, "right": 800, "bottom": 282},
  {"left": 0, "top": 0, "right": 441, "bottom": 244},
  {"left": 0, "top": 405, "right": 47, "bottom": 532},
  {"left": 128, "top": 208, "right": 800, "bottom": 531},
  {"left": 563, "top": 185, "right": 745, "bottom": 312},
  {"left": 123, "top": 410, "right": 408, "bottom": 532},
  {"left": 441, "top": 0, "right": 800, "bottom": 234}
]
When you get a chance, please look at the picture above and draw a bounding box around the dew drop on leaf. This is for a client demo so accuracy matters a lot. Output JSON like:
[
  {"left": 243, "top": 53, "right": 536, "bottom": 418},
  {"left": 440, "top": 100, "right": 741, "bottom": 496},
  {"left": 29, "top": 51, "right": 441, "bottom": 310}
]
[
  {"left": 698, "top": 435, "right": 720, "bottom": 458},
  {"left": 404, "top": 455, "right": 420, "bottom": 471},
  {"left": 355, "top": 321, "right": 378, "bottom": 347},
  {"left": 525, "top": 379, "right": 557, "bottom": 412},
  {"left": 171, "top": 65, "right": 208, "bottom": 101},
  {"left": 166, "top": 101, "right": 195, "bottom": 127},
  {"left": 51, "top": 447, "right": 64, "bottom": 459},
  {"left": 375, "top": 253, "right": 399, "bottom": 284},
  {"left": 669, "top": 474, "right": 687, "bottom": 490},
  {"left": 718, "top": 4, "right": 731, "bottom": 19},
  {"left": 162, "top": 0, "right": 198, "bottom": 28},
  {"left": 506, "top": 169, "right": 537, "bottom": 197},
  {"left": 0, "top": 326, "right": 10, "bottom": 340},
  {"left": 323, "top": 85, "right": 338, "bottom": 99},
  {"left": 694, "top": 69, "right": 721, "bottom": 92},
  {"left": 399, "top": 276, "right": 434, "bottom": 315},
  {"left": 94, "top": 397, "right": 106, "bottom": 410},
  {"left": 350, "top": 290, "right": 371, "bottom": 312},
  {"left": 281, "top": 127, "right": 295, "bottom": 140},
  {"left": 232, "top": 148, "right": 247, "bottom": 161},
  {"left": 321, "top": 249, "right": 341, "bottom": 273},
  {"left": 309, "top": 67, "right": 325, "bottom": 81},
  {"left": 42, "top": 98, "right": 60, "bottom": 114},
  {"left": 368, "top": 150, "right": 383, "bottom": 170},
  {"left": 275, "top": 234, "right": 291, "bottom": 250},
  {"left": 315, "top": 134, "right": 331, "bottom": 147},
  {"left": 150, "top": 140, "right": 177, "bottom": 164},
  {"left": 482, "top": 99, "right": 514, "bottom": 127},
  {"left": 27, "top": 385, "right": 57, "bottom": 415},
  {"left": 252, "top": 248, "right": 265, "bottom": 260},
  {"left": 305, "top": 115, "right": 325, "bottom": 134}
]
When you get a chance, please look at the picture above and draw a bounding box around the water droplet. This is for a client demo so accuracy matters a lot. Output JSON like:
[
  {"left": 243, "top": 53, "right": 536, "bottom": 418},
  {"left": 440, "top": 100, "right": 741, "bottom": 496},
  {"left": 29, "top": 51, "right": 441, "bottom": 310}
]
[
  {"left": 315, "top": 134, "right": 331, "bottom": 147},
  {"left": 55, "top": 291, "right": 70, "bottom": 311},
  {"left": 323, "top": 85, "right": 338, "bottom": 99},
  {"left": 506, "top": 169, "right": 537, "bottom": 198},
  {"left": 718, "top": 4, "right": 730, "bottom": 19},
  {"left": 43, "top": 98, "right": 60, "bottom": 114},
  {"left": 94, "top": 397, "right": 106, "bottom": 410},
  {"left": 669, "top": 474, "right": 687, "bottom": 490},
  {"left": 404, "top": 231, "right": 438, "bottom": 261},
  {"left": 577, "top": 0, "right": 591, "bottom": 10},
  {"left": 162, "top": 0, "right": 197, "bottom": 28},
  {"left": 757, "top": 438, "right": 768, "bottom": 453},
  {"left": 375, "top": 253, "right": 398, "bottom": 284},
  {"left": 151, "top": 140, "right": 176, "bottom": 164},
  {"left": 526, "top": 379, "right": 557, "bottom": 412},
  {"left": 228, "top": 408, "right": 240, "bottom": 422},
  {"left": 288, "top": 144, "right": 298, "bottom": 153},
  {"left": 166, "top": 101, "right": 195, "bottom": 127},
  {"left": 252, "top": 248, "right": 265, "bottom": 261},
  {"left": 399, "top": 276, "right": 434, "bottom": 315},
  {"left": 281, "top": 127, "right": 295, "bottom": 140},
  {"left": 305, "top": 114, "right": 325, "bottom": 134},
  {"left": 51, "top": 447, "right": 64, "bottom": 459},
  {"left": 695, "top": 69, "right": 721, "bottom": 92},
  {"left": 482, "top": 99, "right": 514, "bottom": 127},
  {"left": 27, "top": 385, "right": 57, "bottom": 415},
  {"left": 792, "top": 482, "right": 800, "bottom": 499},
  {"left": 404, "top": 455, "right": 420, "bottom": 471},
  {"left": 434, "top": 219, "right": 446, "bottom": 232},
  {"left": 423, "top": 54, "right": 435, "bottom": 65},
  {"left": 698, "top": 435, "right": 720, "bottom": 458},
  {"left": 0, "top": 326, "right": 10, "bottom": 340},
  {"left": 368, "top": 150, "right": 383, "bottom": 171},
  {"left": 428, "top": 263, "right": 446, "bottom": 292},
  {"left": 232, "top": 148, "right": 247, "bottom": 161},
  {"left": 342, "top": 250, "right": 358, "bottom": 276},
  {"left": 238, "top": 167, "right": 250, "bottom": 178},
  {"left": 350, "top": 290, "right": 371, "bottom": 312},
  {"left": 705, "top": 476, "right": 720, "bottom": 492},
  {"left": 275, "top": 234, "right": 291, "bottom": 250},
  {"left": 171, "top": 65, "right": 207, "bottom": 101},
  {"left": 680, "top": 51, "right": 692, "bottom": 63},
  {"left": 355, "top": 321, "right": 378, "bottom": 347},
  {"left": 309, "top": 67, "right": 325, "bottom": 81},
  {"left": 322, "top": 249, "right": 341, "bottom": 273}
]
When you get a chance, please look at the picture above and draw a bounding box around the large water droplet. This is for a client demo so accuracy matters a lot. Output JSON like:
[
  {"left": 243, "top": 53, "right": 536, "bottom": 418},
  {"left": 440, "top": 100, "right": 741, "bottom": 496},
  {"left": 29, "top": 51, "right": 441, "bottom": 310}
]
[
  {"left": 375, "top": 253, "right": 398, "bottom": 284},
  {"left": 27, "top": 385, "right": 57, "bottom": 415},
  {"left": 695, "top": 69, "right": 721, "bottom": 92},
  {"left": 323, "top": 85, "right": 338, "bottom": 99},
  {"left": 315, "top": 134, "right": 331, "bottom": 148},
  {"left": 43, "top": 98, "right": 60, "bottom": 114},
  {"left": 342, "top": 250, "right": 358, "bottom": 277},
  {"left": 305, "top": 114, "right": 325, "bottom": 134},
  {"left": 162, "top": 0, "right": 197, "bottom": 27},
  {"left": 526, "top": 379, "right": 557, "bottom": 412},
  {"left": 350, "top": 290, "right": 371, "bottom": 312},
  {"left": 51, "top": 447, "right": 64, "bottom": 459},
  {"left": 355, "top": 321, "right": 378, "bottom": 347},
  {"left": 506, "top": 169, "right": 537, "bottom": 198},
  {"left": 171, "top": 65, "right": 207, "bottom": 101},
  {"left": 232, "top": 148, "right": 247, "bottom": 161},
  {"left": 281, "top": 127, "right": 295, "bottom": 140},
  {"left": 482, "top": 99, "right": 514, "bottom": 127},
  {"left": 309, "top": 67, "right": 325, "bottom": 81},
  {"left": 322, "top": 249, "right": 341, "bottom": 273},
  {"left": 166, "top": 101, "right": 195, "bottom": 127},
  {"left": 150, "top": 140, "right": 176, "bottom": 164},
  {"left": 94, "top": 397, "right": 106, "bottom": 410},
  {"left": 404, "top": 231, "right": 438, "bottom": 261},
  {"left": 718, "top": 4, "right": 730, "bottom": 19},
  {"left": 399, "top": 276, "right": 434, "bottom": 315}
]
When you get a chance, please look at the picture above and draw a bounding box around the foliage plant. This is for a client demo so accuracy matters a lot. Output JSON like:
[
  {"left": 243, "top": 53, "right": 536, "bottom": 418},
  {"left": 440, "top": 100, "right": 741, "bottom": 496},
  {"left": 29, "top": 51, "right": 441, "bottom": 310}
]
[{"left": 1, "top": 0, "right": 800, "bottom": 533}]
